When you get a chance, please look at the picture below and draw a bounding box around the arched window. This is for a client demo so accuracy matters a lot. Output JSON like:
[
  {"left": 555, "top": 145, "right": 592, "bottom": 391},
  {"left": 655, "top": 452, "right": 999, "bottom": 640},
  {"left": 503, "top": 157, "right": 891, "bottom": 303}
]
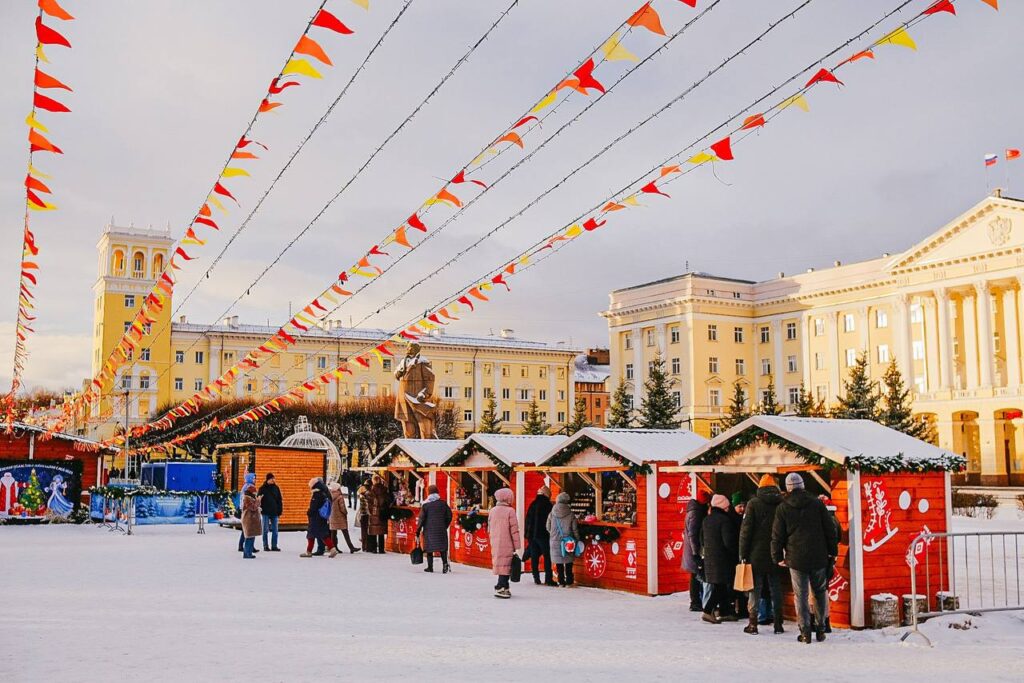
[
  {"left": 152, "top": 252, "right": 164, "bottom": 275},
  {"left": 132, "top": 251, "right": 145, "bottom": 278},
  {"left": 111, "top": 249, "right": 126, "bottom": 276}
]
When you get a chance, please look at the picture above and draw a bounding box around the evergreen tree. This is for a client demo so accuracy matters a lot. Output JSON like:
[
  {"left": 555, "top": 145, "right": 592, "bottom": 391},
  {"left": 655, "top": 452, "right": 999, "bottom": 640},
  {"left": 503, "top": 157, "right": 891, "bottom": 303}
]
[
  {"left": 758, "top": 376, "right": 783, "bottom": 416},
  {"left": 878, "top": 359, "right": 936, "bottom": 442},
  {"left": 522, "top": 399, "right": 550, "bottom": 435},
  {"left": 19, "top": 468, "right": 46, "bottom": 511},
  {"left": 565, "top": 396, "right": 590, "bottom": 434},
  {"left": 794, "top": 381, "right": 827, "bottom": 417},
  {"left": 638, "top": 354, "right": 680, "bottom": 429},
  {"left": 722, "top": 381, "right": 751, "bottom": 428},
  {"left": 477, "top": 396, "right": 503, "bottom": 434},
  {"left": 607, "top": 379, "right": 634, "bottom": 429},
  {"left": 832, "top": 352, "right": 880, "bottom": 420}
]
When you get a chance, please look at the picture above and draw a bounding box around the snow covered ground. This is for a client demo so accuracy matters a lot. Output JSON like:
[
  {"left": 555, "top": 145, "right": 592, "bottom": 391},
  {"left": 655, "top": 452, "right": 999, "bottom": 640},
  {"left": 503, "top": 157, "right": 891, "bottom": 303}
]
[{"left": 3, "top": 514, "right": 1024, "bottom": 682}]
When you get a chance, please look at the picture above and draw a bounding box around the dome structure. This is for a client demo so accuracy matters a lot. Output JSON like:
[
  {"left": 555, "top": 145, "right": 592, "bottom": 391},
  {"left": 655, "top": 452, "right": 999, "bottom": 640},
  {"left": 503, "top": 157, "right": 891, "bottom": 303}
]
[{"left": 279, "top": 416, "right": 342, "bottom": 483}]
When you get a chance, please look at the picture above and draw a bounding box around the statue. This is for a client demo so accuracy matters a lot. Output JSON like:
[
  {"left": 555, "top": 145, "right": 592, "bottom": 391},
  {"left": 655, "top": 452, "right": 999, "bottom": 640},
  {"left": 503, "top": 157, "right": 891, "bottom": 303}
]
[{"left": 394, "top": 343, "right": 437, "bottom": 438}]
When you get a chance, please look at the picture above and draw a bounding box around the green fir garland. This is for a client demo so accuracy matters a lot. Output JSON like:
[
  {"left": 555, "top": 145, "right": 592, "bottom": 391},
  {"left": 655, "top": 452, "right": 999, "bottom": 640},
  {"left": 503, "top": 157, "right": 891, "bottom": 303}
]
[
  {"left": 579, "top": 523, "right": 621, "bottom": 543},
  {"left": 442, "top": 444, "right": 512, "bottom": 477},
  {"left": 456, "top": 511, "right": 488, "bottom": 532},
  {"left": 388, "top": 507, "right": 414, "bottom": 521},
  {"left": 543, "top": 436, "right": 652, "bottom": 476},
  {"left": 88, "top": 485, "right": 235, "bottom": 503}
]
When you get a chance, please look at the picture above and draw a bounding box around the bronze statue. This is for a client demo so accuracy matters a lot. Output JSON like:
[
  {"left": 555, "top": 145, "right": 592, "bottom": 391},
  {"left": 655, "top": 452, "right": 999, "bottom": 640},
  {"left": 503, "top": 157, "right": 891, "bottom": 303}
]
[{"left": 394, "top": 343, "right": 437, "bottom": 439}]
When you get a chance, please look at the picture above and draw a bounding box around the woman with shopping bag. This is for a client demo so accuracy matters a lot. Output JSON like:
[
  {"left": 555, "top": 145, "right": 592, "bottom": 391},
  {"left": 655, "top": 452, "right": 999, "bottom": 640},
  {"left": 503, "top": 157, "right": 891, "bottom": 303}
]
[
  {"left": 700, "top": 494, "right": 739, "bottom": 624},
  {"left": 488, "top": 487, "right": 521, "bottom": 599}
]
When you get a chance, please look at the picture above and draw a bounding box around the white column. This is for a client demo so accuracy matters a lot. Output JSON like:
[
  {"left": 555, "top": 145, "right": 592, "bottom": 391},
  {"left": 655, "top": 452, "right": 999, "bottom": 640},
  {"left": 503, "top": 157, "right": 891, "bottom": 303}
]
[
  {"left": 656, "top": 323, "right": 667, "bottom": 355},
  {"left": 827, "top": 311, "right": 840, "bottom": 396},
  {"left": 547, "top": 364, "right": 556, "bottom": 419},
  {"left": 473, "top": 361, "right": 484, "bottom": 421},
  {"left": 645, "top": 468, "right": 659, "bottom": 596},
  {"left": 962, "top": 293, "right": 979, "bottom": 389},
  {"left": 772, "top": 320, "right": 784, "bottom": 402},
  {"left": 935, "top": 288, "right": 954, "bottom": 390},
  {"left": 1001, "top": 285, "right": 1021, "bottom": 388},
  {"left": 632, "top": 326, "right": 644, "bottom": 409},
  {"left": 894, "top": 294, "right": 913, "bottom": 382},
  {"left": 857, "top": 306, "right": 869, "bottom": 353},
  {"left": 975, "top": 281, "right": 994, "bottom": 388},
  {"left": 923, "top": 298, "right": 939, "bottom": 391}
]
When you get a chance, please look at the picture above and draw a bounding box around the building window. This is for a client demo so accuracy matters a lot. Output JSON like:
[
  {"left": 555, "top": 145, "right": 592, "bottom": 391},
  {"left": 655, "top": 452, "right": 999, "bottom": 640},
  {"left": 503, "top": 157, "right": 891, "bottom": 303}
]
[
  {"left": 670, "top": 326, "right": 680, "bottom": 344},
  {"left": 594, "top": 398, "right": 601, "bottom": 408},
  {"left": 623, "top": 395, "right": 633, "bottom": 410},
  {"left": 910, "top": 304, "right": 923, "bottom": 324},
  {"left": 124, "top": 321, "right": 131, "bottom": 333},
  {"left": 139, "top": 374, "right": 150, "bottom": 390},
  {"left": 760, "top": 389, "right": 773, "bottom": 405},
  {"left": 557, "top": 411, "right": 566, "bottom": 423},
  {"left": 120, "top": 375, "right": 131, "bottom": 390},
  {"left": 174, "top": 377, "right": 183, "bottom": 391},
  {"left": 788, "top": 387, "right": 800, "bottom": 406},
  {"left": 624, "top": 334, "right": 633, "bottom": 350},
  {"left": 557, "top": 390, "right": 566, "bottom": 401},
  {"left": 760, "top": 326, "right": 770, "bottom": 344},
  {"left": 672, "top": 391, "right": 681, "bottom": 408},
  {"left": 646, "top": 329, "right": 655, "bottom": 347},
  {"left": 464, "top": 387, "right": 473, "bottom": 399},
  {"left": 140, "top": 348, "right": 150, "bottom": 362},
  {"left": 223, "top": 351, "right": 234, "bottom": 362},
  {"left": 761, "top": 359, "right": 772, "bottom": 376},
  {"left": 517, "top": 389, "right": 530, "bottom": 401},
  {"left": 814, "top": 318, "right": 825, "bottom": 337},
  {"left": 246, "top": 382, "right": 254, "bottom": 393},
  {"left": 787, "top": 355, "right": 798, "bottom": 373},
  {"left": 126, "top": 348, "right": 133, "bottom": 362},
  {"left": 912, "top": 340, "right": 925, "bottom": 361},
  {"left": 786, "top": 322, "right": 797, "bottom": 340},
  {"left": 463, "top": 410, "right": 473, "bottom": 422},
  {"left": 194, "top": 378, "right": 204, "bottom": 391},
  {"left": 539, "top": 389, "right": 547, "bottom": 401},
  {"left": 382, "top": 359, "right": 392, "bottom": 371},
  {"left": 173, "top": 351, "right": 184, "bottom": 365},
  {"left": 483, "top": 363, "right": 493, "bottom": 375},
  {"left": 501, "top": 410, "right": 511, "bottom": 422},
  {"left": 708, "top": 357, "right": 719, "bottom": 374},
  {"left": 707, "top": 324, "right": 718, "bottom": 342},
  {"left": 710, "top": 423, "right": 723, "bottom": 437},
  {"left": 648, "top": 360, "right": 656, "bottom": 375},
  {"left": 814, "top": 352, "right": 824, "bottom": 371},
  {"left": 735, "top": 358, "right": 745, "bottom": 375},
  {"left": 538, "top": 366, "right": 547, "bottom": 379},
  {"left": 465, "top": 363, "right": 473, "bottom": 375},
  {"left": 815, "top": 384, "right": 828, "bottom": 402},
  {"left": 519, "top": 411, "right": 529, "bottom": 423},
  {"left": 501, "top": 366, "right": 510, "bottom": 377},
  {"left": 483, "top": 387, "right": 494, "bottom": 399},
  {"left": 706, "top": 289, "right": 716, "bottom": 297},
  {"left": 845, "top": 348, "right": 857, "bottom": 367},
  {"left": 540, "top": 411, "right": 548, "bottom": 422},
  {"left": 501, "top": 388, "right": 510, "bottom": 400},
  {"left": 195, "top": 351, "right": 204, "bottom": 364},
  {"left": 123, "top": 294, "right": 135, "bottom": 308},
  {"left": 877, "top": 344, "right": 890, "bottom": 363},
  {"left": 671, "top": 357, "right": 681, "bottom": 375},
  {"left": 914, "top": 376, "right": 927, "bottom": 393},
  {"left": 708, "top": 388, "right": 721, "bottom": 407},
  {"left": 734, "top": 327, "right": 744, "bottom": 343},
  {"left": 557, "top": 368, "right": 566, "bottom": 380},
  {"left": 316, "top": 356, "right": 327, "bottom": 369},
  {"left": 733, "top": 292, "right": 742, "bottom": 299},
  {"left": 443, "top": 386, "right": 455, "bottom": 399},
  {"left": 625, "top": 363, "right": 634, "bottom": 380},
  {"left": 142, "top": 323, "right": 152, "bottom": 336},
  {"left": 444, "top": 362, "right": 454, "bottom": 375},
  {"left": 843, "top": 314, "right": 855, "bottom": 333},
  {"left": 876, "top": 310, "right": 888, "bottom": 328}
]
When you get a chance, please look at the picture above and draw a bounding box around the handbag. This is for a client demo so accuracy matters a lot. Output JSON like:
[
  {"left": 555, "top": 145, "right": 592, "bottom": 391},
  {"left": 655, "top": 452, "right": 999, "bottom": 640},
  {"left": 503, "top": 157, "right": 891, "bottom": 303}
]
[
  {"left": 554, "top": 516, "right": 583, "bottom": 558},
  {"left": 410, "top": 544, "right": 424, "bottom": 565},
  {"left": 734, "top": 561, "right": 754, "bottom": 592},
  {"left": 510, "top": 554, "right": 522, "bottom": 583}
]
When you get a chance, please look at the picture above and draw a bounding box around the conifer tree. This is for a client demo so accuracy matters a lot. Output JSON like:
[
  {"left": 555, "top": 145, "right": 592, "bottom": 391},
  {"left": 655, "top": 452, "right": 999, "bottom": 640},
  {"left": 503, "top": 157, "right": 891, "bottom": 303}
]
[
  {"left": 722, "top": 381, "right": 751, "bottom": 428},
  {"left": 832, "top": 352, "right": 880, "bottom": 420},
  {"left": 758, "top": 376, "right": 783, "bottom": 416},
  {"left": 477, "top": 396, "right": 503, "bottom": 434},
  {"left": 607, "top": 379, "right": 634, "bottom": 429},
  {"left": 521, "top": 399, "right": 550, "bottom": 435},
  {"left": 565, "top": 395, "right": 590, "bottom": 434},
  {"left": 638, "top": 354, "right": 680, "bottom": 429},
  {"left": 19, "top": 469, "right": 45, "bottom": 511},
  {"left": 794, "top": 381, "right": 826, "bottom": 417},
  {"left": 878, "top": 359, "right": 936, "bottom": 442}
]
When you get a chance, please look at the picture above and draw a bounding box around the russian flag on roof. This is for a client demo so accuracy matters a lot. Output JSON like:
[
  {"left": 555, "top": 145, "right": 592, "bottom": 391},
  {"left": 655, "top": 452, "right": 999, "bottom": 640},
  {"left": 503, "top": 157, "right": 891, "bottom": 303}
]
[{"left": 984, "top": 153, "right": 998, "bottom": 167}]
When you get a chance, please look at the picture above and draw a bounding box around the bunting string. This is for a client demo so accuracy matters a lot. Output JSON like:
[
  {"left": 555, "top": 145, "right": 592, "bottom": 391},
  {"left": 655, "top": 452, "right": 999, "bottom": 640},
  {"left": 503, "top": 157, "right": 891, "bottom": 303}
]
[{"left": 127, "top": 0, "right": 994, "bottom": 451}]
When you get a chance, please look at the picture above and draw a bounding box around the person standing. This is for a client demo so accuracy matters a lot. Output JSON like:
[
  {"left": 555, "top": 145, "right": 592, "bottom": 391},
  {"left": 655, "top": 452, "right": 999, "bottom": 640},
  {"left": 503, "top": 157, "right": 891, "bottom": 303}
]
[
  {"left": 365, "top": 475, "right": 390, "bottom": 554},
  {"left": 739, "top": 474, "right": 784, "bottom": 635},
  {"left": 328, "top": 482, "right": 360, "bottom": 554},
  {"left": 258, "top": 473, "right": 283, "bottom": 552},
  {"left": 416, "top": 484, "right": 453, "bottom": 573},
  {"left": 771, "top": 473, "right": 839, "bottom": 644},
  {"left": 488, "top": 487, "right": 521, "bottom": 599},
  {"left": 240, "top": 485, "right": 262, "bottom": 559},
  {"left": 729, "top": 491, "right": 749, "bottom": 620},
  {"left": 682, "top": 489, "right": 711, "bottom": 611},
  {"left": 345, "top": 469, "right": 359, "bottom": 509},
  {"left": 546, "top": 492, "right": 580, "bottom": 587},
  {"left": 357, "top": 477, "right": 372, "bottom": 551},
  {"left": 523, "top": 485, "right": 556, "bottom": 586},
  {"left": 301, "top": 478, "right": 335, "bottom": 558},
  {"left": 700, "top": 494, "right": 739, "bottom": 624},
  {"left": 237, "top": 472, "right": 257, "bottom": 554}
]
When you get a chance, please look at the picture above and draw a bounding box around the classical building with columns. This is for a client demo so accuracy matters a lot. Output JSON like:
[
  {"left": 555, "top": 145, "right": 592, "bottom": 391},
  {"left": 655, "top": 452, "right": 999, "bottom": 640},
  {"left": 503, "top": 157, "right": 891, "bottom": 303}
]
[{"left": 603, "top": 192, "right": 1024, "bottom": 485}]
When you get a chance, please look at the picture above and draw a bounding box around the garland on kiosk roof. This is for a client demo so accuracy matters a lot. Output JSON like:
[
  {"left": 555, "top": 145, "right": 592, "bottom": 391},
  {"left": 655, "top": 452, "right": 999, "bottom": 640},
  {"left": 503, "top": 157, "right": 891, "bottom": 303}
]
[
  {"left": 88, "top": 485, "right": 235, "bottom": 503},
  {"left": 444, "top": 444, "right": 512, "bottom": 477},
  {"left": 456, "top": 510, "right": 488, "bottom": 532},
  {"left": 689, "top": 426, "right": 966, "bottom": 474},
  {"left": 544, "top": 435, "right": 652, "bottom": 476}
]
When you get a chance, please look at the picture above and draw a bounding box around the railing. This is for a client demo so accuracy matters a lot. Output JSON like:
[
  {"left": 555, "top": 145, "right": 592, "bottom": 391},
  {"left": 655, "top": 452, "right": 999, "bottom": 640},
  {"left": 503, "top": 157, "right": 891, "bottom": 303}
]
[{"left": 902, "top": 530, "right": 1024, "bottom": 645}]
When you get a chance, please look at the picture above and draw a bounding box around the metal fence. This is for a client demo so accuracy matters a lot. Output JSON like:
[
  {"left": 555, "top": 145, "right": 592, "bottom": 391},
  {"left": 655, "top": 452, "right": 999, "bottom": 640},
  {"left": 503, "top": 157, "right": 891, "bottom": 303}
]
[{"left": 903, "top": 530, "right": 1024, "bottom": 644}]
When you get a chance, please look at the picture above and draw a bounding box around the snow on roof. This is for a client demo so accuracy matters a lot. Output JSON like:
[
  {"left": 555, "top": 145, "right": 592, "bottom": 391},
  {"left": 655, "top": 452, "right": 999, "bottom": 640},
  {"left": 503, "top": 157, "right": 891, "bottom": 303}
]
[
  {"left": 573, "top": 354, "right": 610, "bottom": 384},
  {"left": 685, "top": 416, "right": 957, "bottom": 466},
  {"left": 6, "top": 422, "right": 118, "bottom": 452},
  {"left": 538, "top": 427, "right": 708, "bottom": 466},
  {"left": 372, "top": 439, "right": 465, "bottom": 467},
  {"left": 465, "top": 433, "right": 567, "bottom": 465}
]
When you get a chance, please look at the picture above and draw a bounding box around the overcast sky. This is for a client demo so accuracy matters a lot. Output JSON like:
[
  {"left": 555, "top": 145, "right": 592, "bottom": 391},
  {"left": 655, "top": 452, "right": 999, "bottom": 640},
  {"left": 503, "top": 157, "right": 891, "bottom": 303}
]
[{"left": 0, "top": 0, "right": 1020, "bottom": 392}]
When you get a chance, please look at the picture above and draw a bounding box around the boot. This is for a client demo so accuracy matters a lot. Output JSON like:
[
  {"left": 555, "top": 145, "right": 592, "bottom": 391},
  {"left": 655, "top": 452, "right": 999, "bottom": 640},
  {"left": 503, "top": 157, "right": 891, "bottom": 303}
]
[
  {"left": 798, "top": 629, "right": 812, "bottom": 644},
  {"left": 328, "top": 547, "right": 339, "bottom": 558},
  {"left": 815, "top": 627, "right": 826, "bottom": 642},
  {"left": 299, "top": 552, "right": 313, "bottom": 558},
  {"left": 743, "top": 617, "right": 758, "bottom": 635},
  {"left": 442, "top": 561, "right": 451, "bottom": 574},
  {"left": 702, "top": 612, "right": 721, "bottom": 625},
  {"left": 774, "top": 614, "right": 785, "bottom": 634}
]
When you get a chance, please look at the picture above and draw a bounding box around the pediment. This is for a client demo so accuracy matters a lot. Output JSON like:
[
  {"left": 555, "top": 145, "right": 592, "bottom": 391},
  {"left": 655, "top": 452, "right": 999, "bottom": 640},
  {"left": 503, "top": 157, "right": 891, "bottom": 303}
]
[{"left": 888, "top": 197, "right": 1024, "bottom": 271}]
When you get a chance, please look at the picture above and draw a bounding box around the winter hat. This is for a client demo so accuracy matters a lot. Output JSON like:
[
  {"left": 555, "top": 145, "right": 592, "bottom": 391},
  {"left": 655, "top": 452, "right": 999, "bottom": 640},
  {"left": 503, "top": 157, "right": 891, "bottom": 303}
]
[
  {"left": 710, "top": 494, "right": 730, "bottom": 511},
  {"left": 427, "top": 484, "right": 439, "bottom": 495},
  {"left": 308, "top": 477, "right": 320, "bottom": 488},
  {"left": 494, "top": 487, "right": 514, "bottom": 505},
  {"left": 695, "top": 489, "right": 711, "bottom": 505},
  {"left": 265, "top": 472, "right": 275, "bottom": 482},
  {"left": 328, "top": 482, "right": 341, "bottom": 492},
  {"left": 785, "top": 472, "right": 806, "bottom": 491},
  {"left": 556, "top": 492, "right": 571, "bottom": 504},
  {"left": 538, "top": 485, "right": 551, "bottom": 497},
  {"left": 757, "top": 473, "right": 775, "bottom": 488},
  {"left": 730, "top": 492, "right": 745, "bottom": 507},
  {"left": 243, "top": 472, "right": 256, "bottom": 487}
]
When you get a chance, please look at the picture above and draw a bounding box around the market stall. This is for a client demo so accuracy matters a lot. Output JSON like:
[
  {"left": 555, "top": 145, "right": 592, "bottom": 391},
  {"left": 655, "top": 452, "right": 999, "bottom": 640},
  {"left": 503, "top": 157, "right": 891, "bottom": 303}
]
[
  {"left": 439, "top": 434, "right": 565, "bottom": 570},
  {"left": 673, "top": 415, "right": 962, "bottom": 629},
  {"left": 530, "top": 427, "right": 708, "bottom": 595},
  {"left": 368, "top": 438, "right": 464, "bottom": 554}
]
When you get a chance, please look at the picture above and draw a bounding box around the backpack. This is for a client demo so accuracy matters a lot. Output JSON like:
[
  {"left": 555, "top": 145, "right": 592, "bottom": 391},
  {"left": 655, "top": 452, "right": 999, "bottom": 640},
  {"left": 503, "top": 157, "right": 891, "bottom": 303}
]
[
  {"left": 554, "top": 515, "right": 584, "bottom": 558},
  {"left": 318, "top": 495, "right": 331, "bottom": 520}
]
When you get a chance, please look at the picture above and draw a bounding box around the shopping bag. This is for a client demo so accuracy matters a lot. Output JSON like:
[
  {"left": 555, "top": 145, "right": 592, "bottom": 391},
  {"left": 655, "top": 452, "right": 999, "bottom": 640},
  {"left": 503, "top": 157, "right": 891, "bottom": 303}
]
[
  {"left": 510, "top": 554, "right": 522, "bottom": 583},
  {"left": 410, "top": 545, "right": 424, "bottom": 565},
  {"left": 734, "top": 562, "right": 754, "bottom": 592}
]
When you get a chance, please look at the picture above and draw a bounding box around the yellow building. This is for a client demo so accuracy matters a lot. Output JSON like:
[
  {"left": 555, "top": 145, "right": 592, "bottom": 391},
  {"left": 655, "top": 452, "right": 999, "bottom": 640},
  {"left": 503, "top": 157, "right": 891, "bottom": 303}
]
[
  {"left": 603, "top": 192, "right": 1024, "bottom": 486},
  {"left": 88, "top": 224, "right": 578, "bottom": 441}
]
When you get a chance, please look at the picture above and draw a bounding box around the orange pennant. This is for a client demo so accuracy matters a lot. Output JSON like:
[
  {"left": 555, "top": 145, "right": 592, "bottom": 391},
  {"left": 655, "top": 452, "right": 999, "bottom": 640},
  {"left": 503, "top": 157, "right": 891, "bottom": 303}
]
[
  {"left": 39, "top": 0, "right": 74, "bottom": 21},
  {"left": 497, "top": 131, "right": 523, "bottom": 148},
  {"left": 294, "top": 35, "right": 333, "bottom": 65},
  {"left": 34, "top": 68, "right": 72, "bottom": 90},
  {"left": 627, "top": 3, "right": 666, "bottom": 36},
  {"left": 28, "top": 129, "right": 62, "bottom": 154},
  {"left": 741, "top": 114, "right": 766, "bottom": 130}
]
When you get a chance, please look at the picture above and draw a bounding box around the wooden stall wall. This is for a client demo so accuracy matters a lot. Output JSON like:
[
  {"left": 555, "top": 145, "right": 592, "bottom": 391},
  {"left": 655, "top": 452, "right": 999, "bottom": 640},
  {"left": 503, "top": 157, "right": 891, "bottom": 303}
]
[
  {"left": 570, "top": 475, "right": 649, "bottom": 595},
  {"left": 857, "top": 471, "right": 948, "bottom": 621},
  {"left": 826, "top": 469, "right": 853, "bottom": 628},
  {"left": 450, "top": 509, "right": 493, "bottom": 569},
  {"left": 252, "top": 448, "right": 325, "bottom": 529},
  {"left": 655, "top": 470, "right": 694, "bottom": 595}
]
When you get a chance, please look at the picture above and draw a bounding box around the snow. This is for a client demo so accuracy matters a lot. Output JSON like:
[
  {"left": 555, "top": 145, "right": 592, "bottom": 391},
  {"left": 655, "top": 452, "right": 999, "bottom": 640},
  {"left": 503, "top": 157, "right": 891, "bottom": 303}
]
[
  {"left": 4, "top": 515, "right": 1023, "bottom": 682},
  {"left": 539, "top": 427, "right": 709, "bottom": 466}
]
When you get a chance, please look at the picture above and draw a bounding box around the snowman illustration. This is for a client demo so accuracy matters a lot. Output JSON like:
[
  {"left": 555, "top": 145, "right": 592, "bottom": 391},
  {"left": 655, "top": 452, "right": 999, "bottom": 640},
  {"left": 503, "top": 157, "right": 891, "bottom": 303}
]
[{"left": 45, "top": 474, "right": 74, "bottom": 518}]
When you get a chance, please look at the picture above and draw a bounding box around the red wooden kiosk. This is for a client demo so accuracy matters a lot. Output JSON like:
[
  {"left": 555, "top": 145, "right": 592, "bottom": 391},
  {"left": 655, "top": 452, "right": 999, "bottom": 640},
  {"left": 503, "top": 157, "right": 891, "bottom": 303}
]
[
  {"left": 673, "top": 416, "right": 962, "bottom": 628},
  {"left": 438, "top": 434, "right": 565, "bottom": 570},
  {"left": 529, "top": 427, "right": 709, "bottom": 595},
  {"left": 368, "top": 438, "right": 464, "bottom": 554}
]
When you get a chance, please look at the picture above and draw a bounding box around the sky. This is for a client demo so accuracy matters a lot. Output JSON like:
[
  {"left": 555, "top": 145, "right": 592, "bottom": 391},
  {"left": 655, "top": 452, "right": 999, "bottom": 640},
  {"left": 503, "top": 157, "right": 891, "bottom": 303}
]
[{"left": 0, "top": 0, "right": 1020, "bottom": 392}]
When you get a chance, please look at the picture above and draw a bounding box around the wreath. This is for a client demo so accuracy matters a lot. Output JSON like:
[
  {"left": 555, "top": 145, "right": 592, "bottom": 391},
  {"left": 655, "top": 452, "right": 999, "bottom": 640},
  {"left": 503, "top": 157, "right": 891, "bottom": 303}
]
[
  {"left": 458, "top": 511, "right": 488, "bottom": 532},
  {"left": 579, "top": 523, "right": 621, "bottom": 543}
]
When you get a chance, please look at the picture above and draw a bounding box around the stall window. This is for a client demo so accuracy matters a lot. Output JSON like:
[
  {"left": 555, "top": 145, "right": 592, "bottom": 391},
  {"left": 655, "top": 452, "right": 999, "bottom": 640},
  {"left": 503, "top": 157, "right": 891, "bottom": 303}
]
[
  {"left": 561, "top": 471, "right": 637, "bottom": 524},
  {"left": 453, "top": 471, "right": 505, "bottom": 511}
]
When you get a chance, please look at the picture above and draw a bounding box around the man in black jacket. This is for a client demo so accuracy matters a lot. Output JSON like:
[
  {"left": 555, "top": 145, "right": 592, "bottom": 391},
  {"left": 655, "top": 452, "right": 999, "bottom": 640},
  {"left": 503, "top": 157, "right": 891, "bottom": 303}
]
[
  {"left": 771, "top": 472, "right": 839, "bottom": 644},
  {"left": 739, "top": 474, "right": 784, "bottom": 635},
  {"left": 681, "top": 490, "right": 711, "bottom": 611},
  {"left": 258, "top": 473, "right": 283, "bottom": 551},
  {"left": 523, "top": 486, "right": 556, "bottom": 586}
]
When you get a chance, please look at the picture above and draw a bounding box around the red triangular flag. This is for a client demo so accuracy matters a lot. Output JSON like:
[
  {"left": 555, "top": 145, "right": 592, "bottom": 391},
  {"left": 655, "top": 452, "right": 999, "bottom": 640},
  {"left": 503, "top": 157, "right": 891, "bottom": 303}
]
[
  {"left": 312, "top": 9, "right": 354, "bottom": 34},
  {"left": 33, "top": 92, "right": 71, "bottom": 113},
  {"left": 710, "top": 136, "right": 734, "bottom": 161},
  {"left": 805, "top": 67, "right": 843, "bottom": 88},
  {"left": 36, "top": 17, "right": 71, "bottom": 47}
]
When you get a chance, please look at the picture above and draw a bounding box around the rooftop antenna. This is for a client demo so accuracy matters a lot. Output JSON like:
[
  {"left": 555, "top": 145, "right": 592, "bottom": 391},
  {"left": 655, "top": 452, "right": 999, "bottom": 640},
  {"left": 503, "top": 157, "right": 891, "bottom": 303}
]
[{"left": 685, "top": 259, "right": 690, "bottom": 272}]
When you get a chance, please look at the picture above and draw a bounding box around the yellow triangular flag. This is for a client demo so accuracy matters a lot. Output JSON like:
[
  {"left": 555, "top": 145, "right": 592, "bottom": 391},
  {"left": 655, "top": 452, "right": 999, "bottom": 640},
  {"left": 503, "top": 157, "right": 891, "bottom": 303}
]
[
  {"left": 282, "top": 58, "right": 323, "bottom": 79},
  {"left": 622, "top": 194, "right": 641, "bottom": 207},
  {"left": 875, "top": 26, "right": 916, "bottom": 50},
  {"left": 779, "top": 93, "right": 810, "bottom": 112},
  {"left": 28, "top": 163, "right": 51, "bottom": 179},
  {"left": 530, "top": 90, "right": 557, "bottom": 114},
  {"left": 36, "top": 44, "right": 49, "bottom": 64},
  {"left": 221, "top": 167, "right": 250, "bottom": 178},
  {"left": 28, "top": 199, "right": 57, "bottom": 211},
  {"left": 25, "top": 113, "right": 49, "bottom": 133},
  {"left": 601, "top": 32, "right": 638, "bottom": 63},
  {"left": 688, "top": 152, "right": 718, "bottom": 164},
  {"left": 208, "top": 195, "right": 228, "bottom": 213},
  {"left": 565, "top": 223, "right": 582, "bottom": 238},
  {"left": 350, "top": 0, "right": 369, "bottom": 8}
]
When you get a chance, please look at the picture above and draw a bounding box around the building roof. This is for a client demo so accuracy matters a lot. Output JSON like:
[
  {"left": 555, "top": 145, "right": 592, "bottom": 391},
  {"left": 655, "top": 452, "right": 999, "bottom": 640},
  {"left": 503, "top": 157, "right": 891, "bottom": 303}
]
[
  {"left": 372, "top": 439, "right": 465, "bottom": 467},
  {"left": 539, "top": 427, "right": 708, "bottom": 466},
  {"left": 684, "top": 416, "right": 958, "bottom": 467},
  {"left": 573, "top": 354, "right": 610, "bottom": 384},
  {"left": 172, "top": 322, "right": 579, "bottom": 354},
  {"left": 4, "top": 422, "right": 118, "bottom": 453},
  {"left": 611, "top": 271, "right": 756, "bottom": 294},
  {"left": 463, "top": 433, "right": 567, "bottom": 466}
]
